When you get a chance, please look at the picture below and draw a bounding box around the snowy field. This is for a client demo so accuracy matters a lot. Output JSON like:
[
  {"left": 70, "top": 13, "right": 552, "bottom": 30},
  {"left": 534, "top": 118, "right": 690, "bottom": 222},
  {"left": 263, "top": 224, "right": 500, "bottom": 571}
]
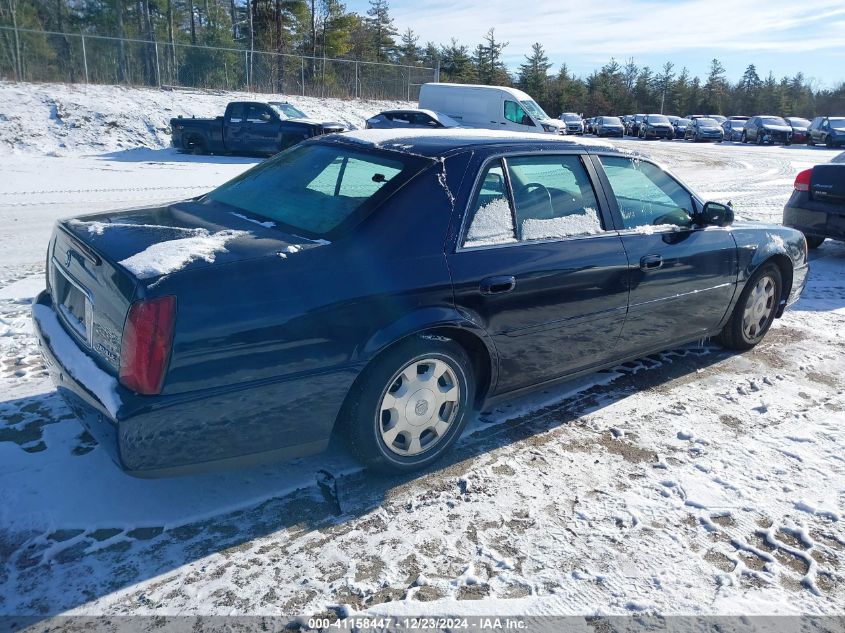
[{"left": 0, "top": 83, "right": 844, "bottom": 621}]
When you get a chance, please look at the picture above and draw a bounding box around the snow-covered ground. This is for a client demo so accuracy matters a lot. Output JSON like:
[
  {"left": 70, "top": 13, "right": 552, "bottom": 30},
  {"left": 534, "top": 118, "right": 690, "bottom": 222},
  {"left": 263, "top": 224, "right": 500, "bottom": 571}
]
[{"left": 0, "top": 83, "right": 843, "bottom": 621}]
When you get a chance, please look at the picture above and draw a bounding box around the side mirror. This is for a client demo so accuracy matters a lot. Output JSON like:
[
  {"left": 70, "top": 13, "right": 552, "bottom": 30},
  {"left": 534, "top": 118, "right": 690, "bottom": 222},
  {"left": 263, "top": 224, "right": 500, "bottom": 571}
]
[
  {"left": 699, "top": 201, "right": 734, "bottom": 227},
  {"left": 260, "top": 112, "right": 272, "bottom": 122}
]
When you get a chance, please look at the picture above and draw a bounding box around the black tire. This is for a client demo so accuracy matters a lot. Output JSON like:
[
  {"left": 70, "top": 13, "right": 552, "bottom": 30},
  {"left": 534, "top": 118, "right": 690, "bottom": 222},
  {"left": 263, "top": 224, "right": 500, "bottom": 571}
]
[
  {"left": 343, "top": 336, "right": 475, "bottom": 474},
  {"left": 805, "top": 235, "right": 825, "bottom": 249},
  {"left": 719, "top": 263, "right": 782, "bottom": 351},
  {"left": 807, "top": 136, "right": 814, "bottom": 146},
  {"left": 190, "top": 136, "right": 208, "bottom": 155},
  {"left": 756, "top": 133, "right": 764, "bottom": 145},
  {"left": 826, "top": 135, "right": 834, "bottom": 148},
  {"left": 741, "top": 131, "right": 747, "bottom": 143}
]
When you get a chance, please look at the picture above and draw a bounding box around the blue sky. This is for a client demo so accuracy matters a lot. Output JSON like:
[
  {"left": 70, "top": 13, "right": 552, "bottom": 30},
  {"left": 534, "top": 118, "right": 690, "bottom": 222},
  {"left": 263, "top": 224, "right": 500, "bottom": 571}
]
[{"left": 346, "top": 0, "right": 845, "bottom": 87}]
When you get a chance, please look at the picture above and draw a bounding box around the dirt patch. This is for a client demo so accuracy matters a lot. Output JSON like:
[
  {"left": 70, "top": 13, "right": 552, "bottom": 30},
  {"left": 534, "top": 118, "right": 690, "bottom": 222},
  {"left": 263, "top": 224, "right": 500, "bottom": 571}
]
[
  {"left": 354, "top": 555, "right": 385, "bottom": 583},
  {"left": 806, "top": 371, "right": 839, "bottom": 389},
  {"left": 597, "top": 430, "right": 656, "bottom": 464},
  {"left": 738, "top": 551, "right": 767, "bottom": 571},
  {"left": 413, "top": 586, "right": 445, "bottom": 602},
  {"left": 711, "top": 514, "right": 736, "bottom": 528},
  {"left": 492, "top": 463, "right": 515, "bottom": 476},
  {"left": 704, "top": 549, "right": 734, "bottom": 572},
  {"left": 456, "top": 583, "right": 490, "bottom": 600},
  {"left": 774, "top": 549, "right": 809, "bottom": 575}
]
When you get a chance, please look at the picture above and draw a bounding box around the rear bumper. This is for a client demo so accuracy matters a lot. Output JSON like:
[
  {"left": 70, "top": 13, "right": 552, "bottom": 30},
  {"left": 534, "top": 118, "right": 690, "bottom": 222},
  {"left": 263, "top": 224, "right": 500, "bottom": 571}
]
[
  {"left": 33, "top": 291, "right": 347, "bottom": 477},
  {"left": 783, "top": 194, "right": 845, "bottom": 240}
]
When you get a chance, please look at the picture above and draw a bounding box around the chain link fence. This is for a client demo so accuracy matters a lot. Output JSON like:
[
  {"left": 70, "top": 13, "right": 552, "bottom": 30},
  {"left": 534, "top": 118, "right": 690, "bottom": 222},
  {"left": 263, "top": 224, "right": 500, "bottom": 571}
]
[{"left": 0, "top": 26, "right": 438, "bottom": 100}]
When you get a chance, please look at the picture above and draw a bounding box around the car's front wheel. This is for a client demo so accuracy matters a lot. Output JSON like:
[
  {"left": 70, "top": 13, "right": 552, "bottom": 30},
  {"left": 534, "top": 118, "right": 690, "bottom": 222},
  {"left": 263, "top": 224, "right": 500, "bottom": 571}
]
[
  {"left": 719, "top": 263, "right": 782, "bottom": 351},
  {"left": 345, "top": 337, "right": 474, "bottom": 473}
]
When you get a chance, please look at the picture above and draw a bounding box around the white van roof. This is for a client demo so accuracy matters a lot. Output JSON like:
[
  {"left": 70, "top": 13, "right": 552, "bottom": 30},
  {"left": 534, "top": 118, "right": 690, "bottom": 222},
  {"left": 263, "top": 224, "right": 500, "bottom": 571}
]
[{"left": 421, "top": 82, "right": 536, "bottom": 102}]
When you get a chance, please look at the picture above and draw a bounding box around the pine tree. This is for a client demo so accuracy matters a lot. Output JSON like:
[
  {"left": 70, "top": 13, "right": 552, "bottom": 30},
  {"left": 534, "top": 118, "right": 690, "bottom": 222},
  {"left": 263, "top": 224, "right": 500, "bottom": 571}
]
[
  {"left": 398, "top": 27, "right": 419, "bottom": 65},
  {"left": 474, "top": 27, "right": 509, "bottom": 85},
  {"left": 365, "top": 0, "right": 396, "bottom": 62},
  {"left": 704, "top": 58, "right": 727, "bottom": 114},
  {"left": 517, "top": 42, "right": 551, "bottom": 102}
]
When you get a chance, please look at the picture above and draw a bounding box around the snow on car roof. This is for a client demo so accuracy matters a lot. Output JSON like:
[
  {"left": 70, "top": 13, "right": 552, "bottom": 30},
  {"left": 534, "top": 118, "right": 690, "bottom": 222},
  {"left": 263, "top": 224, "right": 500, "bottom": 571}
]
[{"left": 332, "top": 128, "right": 620, "bottom": 157}]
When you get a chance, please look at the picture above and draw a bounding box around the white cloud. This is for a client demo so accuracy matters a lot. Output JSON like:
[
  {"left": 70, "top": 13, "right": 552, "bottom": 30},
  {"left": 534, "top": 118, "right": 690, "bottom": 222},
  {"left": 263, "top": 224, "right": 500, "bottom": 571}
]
[{"left": 391, "top": 0, "right": 845, "bottom": 59}]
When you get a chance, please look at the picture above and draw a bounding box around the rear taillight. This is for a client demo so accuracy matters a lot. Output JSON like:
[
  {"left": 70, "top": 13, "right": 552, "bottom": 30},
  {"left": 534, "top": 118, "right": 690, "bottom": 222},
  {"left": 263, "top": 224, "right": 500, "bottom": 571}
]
[
  {"left": 120, "top": 296, "right": 176, "bottom": 395},
  {"left": 794, "top": 168, "right": 812, "bottom": 192}
]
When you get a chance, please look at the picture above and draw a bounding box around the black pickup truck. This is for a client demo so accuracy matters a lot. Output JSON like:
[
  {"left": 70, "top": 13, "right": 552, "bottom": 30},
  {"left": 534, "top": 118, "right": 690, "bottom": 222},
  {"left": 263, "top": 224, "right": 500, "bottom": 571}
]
[{"left": 170, "top": 101, "right": 347, "bottom": 155}]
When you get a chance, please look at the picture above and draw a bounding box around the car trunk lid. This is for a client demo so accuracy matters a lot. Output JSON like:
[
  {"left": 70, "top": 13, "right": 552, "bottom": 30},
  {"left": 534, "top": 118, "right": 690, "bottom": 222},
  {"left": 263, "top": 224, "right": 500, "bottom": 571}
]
[
  {"left": 49, "top": 200, "right": 329, "bottom": 372},
  {"left": 810, "top": 165, "right": 845, "bottom": 203}
]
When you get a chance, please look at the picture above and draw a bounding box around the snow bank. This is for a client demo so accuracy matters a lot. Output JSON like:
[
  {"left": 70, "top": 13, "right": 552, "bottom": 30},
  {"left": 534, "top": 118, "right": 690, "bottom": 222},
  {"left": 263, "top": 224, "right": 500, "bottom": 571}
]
[{"left": 0, "top": 81, "right": 412, "bottom": 156}]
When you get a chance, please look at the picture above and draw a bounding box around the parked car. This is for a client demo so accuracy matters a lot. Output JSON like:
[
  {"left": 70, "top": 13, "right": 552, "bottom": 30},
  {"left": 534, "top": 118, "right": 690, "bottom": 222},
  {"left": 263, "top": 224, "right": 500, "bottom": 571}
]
[
  {"left": 584, "top": 117, "right": 596, "bottom": 134},
  {"left": 628, "top": 114, "right": 646, "bottom": 136},
  {"left": 638, "top": 114, "right": 674, "bottom": 139},
  {"left": 365, "top": 109, "right": 461, "bottom": 130},
  {"left": 32, "top": 130, "right": 808, "bottom": 477},
  {"left": 170, "top": 101, "right": 346, "bottom": 155},
  {"left": 594, "top": 115, "right": 625, "bottom": 137},
  {"left": 784, "top": 117, "right": 811, "bottom": 144},
  {"left": 783, "top": 163, "right": 845, "bottom": 248},
  {"left": 807, "top": 116, "right": 845, "bottom": 147},
  {"left": 419, "top": 82, "right": 565, "bottom": 134},
  {"left": 685, "top": 118, "right": 724, "bottom": 142},
  {"left": 722, "top": 119, "right": 746, "bottom": 142},
  {"left": 560, "top": 112, "right": 585, "bottom": 135},
  {"left": 742, "top": 116, "right": 793, "bottom": 145},
  {"left": 672, "top": 118, "right": 692, "bottom": 139}
]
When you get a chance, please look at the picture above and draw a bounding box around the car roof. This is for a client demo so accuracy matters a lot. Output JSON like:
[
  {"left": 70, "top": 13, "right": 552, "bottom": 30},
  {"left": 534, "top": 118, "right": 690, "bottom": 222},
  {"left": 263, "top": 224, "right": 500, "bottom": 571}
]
[
  {"left": 326, "top": 128, "right": 622, "bottom": 158},
  {"left": 379, "top": 108, "right": 438, "bottom": 117}
]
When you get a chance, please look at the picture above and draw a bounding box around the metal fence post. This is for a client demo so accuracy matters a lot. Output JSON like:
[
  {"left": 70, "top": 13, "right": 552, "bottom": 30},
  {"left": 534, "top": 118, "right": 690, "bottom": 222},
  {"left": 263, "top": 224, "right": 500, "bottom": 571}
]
[
  {"left": 80, "top": 33, "right": 89, "bottom": 83},
  {"left": 244, "top": 50, "right": 248, "bottom": 88},
  {"left": 154, "top": 41, "right": 161, "bottom": 87},
  {"left": 434, "top": 59, "right": 440, "bottom": 83},
  {"left": 355, "top": 61, "right": 359, "bottom": 99},
  {"left": 300, "top": 56, "right": 305, "bottom": 96}
]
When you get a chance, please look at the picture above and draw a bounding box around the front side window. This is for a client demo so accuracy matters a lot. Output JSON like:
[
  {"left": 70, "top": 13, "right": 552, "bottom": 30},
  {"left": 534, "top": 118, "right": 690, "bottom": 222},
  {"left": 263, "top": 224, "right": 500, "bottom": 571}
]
[
  {"left": 507, "top": 156, "right": 603, "bottom": 240},
  {"left": 205, "top": 143, "right": 416, "bottom": 237},
  {"left": 600, "top": 156, "right": 694, "bottom": 230},
  {"left": 504, "top": 101, "right": 532, "bottom": 126},
  {"left": 464, "top": 160, "right": 516, "bottom": 248}
]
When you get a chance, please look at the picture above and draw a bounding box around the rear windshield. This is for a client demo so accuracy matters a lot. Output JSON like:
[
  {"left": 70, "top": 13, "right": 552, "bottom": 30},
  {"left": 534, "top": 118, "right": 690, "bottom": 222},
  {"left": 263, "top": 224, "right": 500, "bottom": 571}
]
[
  {"left": 601, "top": 116, "right": 622, "bottom": 124},
  {"left": 204, "top": 143, "right": 425, "bottom": 237},
  {"left": 563, "top": 114, "right": 581, "bottom": 122}
]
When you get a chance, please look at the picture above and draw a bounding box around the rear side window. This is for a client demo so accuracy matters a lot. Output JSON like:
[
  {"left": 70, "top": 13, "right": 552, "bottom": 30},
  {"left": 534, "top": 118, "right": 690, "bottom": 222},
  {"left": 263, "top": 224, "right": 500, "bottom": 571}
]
[
  {"left": 464, "top": 160, "right": 516, "bottom": 248},
  {"left": 228, "top": 103, "right": 246, "bottom": 123},
  {"left": 506, "top": 156, "right": 603, "bottom": 240},
  {"left": 205, "top": 143, "right": 419, "bottom": 237},
  {"left": 600, "top": 156, "right": 694, "bottom": 230}
]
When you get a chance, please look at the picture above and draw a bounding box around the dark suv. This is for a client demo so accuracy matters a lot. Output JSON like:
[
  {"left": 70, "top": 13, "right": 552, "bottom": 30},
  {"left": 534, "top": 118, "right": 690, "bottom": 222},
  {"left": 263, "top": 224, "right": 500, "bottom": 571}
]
[
  {"left": 807, "top": 117, "right": 845, "bottom": 147},
  {"left": 742, "top": 116, "right": 793, "bottom": 145}
]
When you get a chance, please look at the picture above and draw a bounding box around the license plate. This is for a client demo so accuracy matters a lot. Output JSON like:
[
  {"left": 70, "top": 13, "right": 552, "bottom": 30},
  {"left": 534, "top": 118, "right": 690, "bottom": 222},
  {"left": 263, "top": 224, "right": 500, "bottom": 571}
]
[{"left": 54, "top": 264, "right": 93, "bottom": 346}]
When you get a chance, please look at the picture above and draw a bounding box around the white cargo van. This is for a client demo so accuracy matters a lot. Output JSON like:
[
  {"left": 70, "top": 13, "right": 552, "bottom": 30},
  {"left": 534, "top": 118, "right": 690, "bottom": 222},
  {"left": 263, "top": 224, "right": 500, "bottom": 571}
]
[{"left": 418, "top": 83, "right": 565, "bottom": 135}]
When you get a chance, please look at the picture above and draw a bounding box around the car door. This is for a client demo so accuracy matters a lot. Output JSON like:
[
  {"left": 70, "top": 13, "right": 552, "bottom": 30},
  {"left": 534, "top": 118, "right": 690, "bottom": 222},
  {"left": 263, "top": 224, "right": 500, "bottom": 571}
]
[
  {"left": 245, "top": 104, "right": 280, "bottom": 153},
  {"left": 747, "top": 117, "right": 760, "bottom": 141},
  {"left": 224, "top": 103, "right": 249, "bottom": 151},
  {"left": 446, "top": 152, "right": 629, "bottom": 393},
  {"left": 592, "top": 154, "right": 738, "bottom": 354}
]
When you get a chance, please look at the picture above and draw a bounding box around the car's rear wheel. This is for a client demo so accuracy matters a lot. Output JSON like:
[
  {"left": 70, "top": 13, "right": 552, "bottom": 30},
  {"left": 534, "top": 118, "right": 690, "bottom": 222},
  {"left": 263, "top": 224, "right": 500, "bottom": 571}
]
[
  {"left": 719, "top": 263, "right": 782, "bottom": 351},
  {"left": 805, "top": 235, "right": 825, "bottom": 249},
  {"left": 807, "top": 135, "right": 814, "bottom": 146},
  {"left": 345, "top": 336, "right": 474, "bottom": 473},
  {"left": 190, "top": 136, "right": 208, "bottom": 155},
  {"left": 826, "top": 135, "right": 834, "bottom": 148}
]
